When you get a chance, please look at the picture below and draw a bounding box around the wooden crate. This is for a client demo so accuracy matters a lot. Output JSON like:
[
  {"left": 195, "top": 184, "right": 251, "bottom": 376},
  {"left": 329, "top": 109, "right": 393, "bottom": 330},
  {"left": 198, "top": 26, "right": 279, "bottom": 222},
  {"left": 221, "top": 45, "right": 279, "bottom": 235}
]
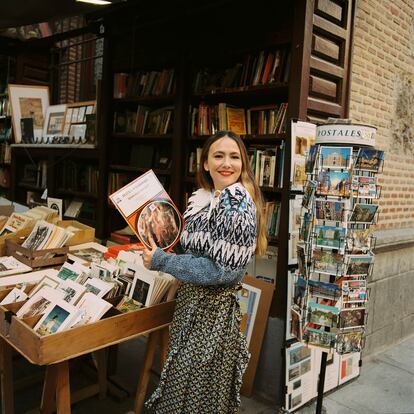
[
  {"left": 57, "top": 220, "right": 95, "bottom": 246},
  {"left": 0, "top": 300, "right": 175, "bottom": 365},
  {"left": 5, "top": 238, "right": 68, "bottom": 268},
  {"left": 0, "top": 225, "right": 34, "bottom": 256}
]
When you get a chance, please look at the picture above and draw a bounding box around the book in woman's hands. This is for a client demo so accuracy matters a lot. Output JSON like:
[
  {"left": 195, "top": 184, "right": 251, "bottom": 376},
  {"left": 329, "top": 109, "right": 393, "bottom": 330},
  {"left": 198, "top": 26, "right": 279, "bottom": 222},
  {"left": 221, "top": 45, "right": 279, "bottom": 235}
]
[{"left": 109, "top": 170, "right": 184, "bottom": 250}]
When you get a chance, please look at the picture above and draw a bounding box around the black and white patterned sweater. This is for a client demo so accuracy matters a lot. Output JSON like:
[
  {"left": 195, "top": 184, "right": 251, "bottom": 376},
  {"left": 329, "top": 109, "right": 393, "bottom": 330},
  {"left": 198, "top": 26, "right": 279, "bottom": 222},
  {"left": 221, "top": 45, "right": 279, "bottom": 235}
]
[{"left": 149, "top": 183, "right": 257, "bottom": 285}]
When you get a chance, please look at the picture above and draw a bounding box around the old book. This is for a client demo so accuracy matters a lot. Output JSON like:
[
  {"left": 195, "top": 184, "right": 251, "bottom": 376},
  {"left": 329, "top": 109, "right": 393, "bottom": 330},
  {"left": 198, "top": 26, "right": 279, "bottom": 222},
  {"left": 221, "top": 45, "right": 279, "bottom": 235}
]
[{"left": 226, "top": 106, "right": 246, "bottom": 136}]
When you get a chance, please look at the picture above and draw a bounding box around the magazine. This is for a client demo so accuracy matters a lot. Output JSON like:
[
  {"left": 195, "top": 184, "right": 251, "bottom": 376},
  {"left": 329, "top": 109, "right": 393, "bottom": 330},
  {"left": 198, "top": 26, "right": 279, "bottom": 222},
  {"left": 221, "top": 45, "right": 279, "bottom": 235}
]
[{"left": 109, "top": 170, "right": 184, "bottom": 250}]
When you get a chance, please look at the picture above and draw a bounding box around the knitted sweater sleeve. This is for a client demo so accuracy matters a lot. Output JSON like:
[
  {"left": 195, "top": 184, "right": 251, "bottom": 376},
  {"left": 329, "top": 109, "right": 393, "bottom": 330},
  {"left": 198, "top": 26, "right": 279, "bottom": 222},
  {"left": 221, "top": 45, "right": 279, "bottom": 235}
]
[{"left": 149, "top": 186, "right": 257, "bottom": 285}]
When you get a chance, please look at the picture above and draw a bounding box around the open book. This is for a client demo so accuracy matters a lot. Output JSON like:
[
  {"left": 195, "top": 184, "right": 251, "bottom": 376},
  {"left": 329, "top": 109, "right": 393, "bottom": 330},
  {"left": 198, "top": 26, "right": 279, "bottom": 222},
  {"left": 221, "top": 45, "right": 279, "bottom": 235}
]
[{"left": 109, "top": 170, "right": 184, "bottom": 250}]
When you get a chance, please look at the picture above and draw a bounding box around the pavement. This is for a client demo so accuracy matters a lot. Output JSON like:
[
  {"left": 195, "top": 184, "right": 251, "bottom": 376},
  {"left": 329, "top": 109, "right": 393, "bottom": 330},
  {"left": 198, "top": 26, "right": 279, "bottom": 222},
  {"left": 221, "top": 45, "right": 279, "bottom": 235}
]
[{"left": 14, "top": 333, "right": 414, "bottom": 413}]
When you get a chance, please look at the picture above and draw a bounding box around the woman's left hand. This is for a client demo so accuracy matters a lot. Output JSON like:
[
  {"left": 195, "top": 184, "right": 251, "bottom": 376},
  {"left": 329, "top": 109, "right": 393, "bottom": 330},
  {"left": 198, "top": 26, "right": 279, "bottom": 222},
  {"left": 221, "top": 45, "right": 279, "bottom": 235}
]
[{"left": 142, "top": 235, "right": 158, "bottom": 269}]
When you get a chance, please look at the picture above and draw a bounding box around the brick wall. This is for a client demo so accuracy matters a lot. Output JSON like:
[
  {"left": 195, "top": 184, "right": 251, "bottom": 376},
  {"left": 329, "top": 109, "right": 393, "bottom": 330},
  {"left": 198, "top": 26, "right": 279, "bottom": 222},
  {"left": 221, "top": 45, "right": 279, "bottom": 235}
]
[{"left": 349, "top": 0, "right": 414, "bottom": 230}]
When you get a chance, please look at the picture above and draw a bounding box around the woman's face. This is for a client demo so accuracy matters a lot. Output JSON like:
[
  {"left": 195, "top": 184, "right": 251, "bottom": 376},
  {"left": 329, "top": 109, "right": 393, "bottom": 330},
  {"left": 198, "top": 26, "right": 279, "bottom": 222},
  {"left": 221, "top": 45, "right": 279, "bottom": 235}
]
[{"left": 204, "top": 136, "right": 242, "bottom": 190}]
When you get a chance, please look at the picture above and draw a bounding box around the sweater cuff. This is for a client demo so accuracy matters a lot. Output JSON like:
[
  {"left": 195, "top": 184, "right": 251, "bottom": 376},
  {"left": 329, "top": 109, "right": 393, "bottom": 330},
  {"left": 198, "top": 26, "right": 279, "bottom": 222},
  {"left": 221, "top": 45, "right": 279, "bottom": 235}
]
[{"left": 150, "top": 247, "right": 167, "bottom": 271}]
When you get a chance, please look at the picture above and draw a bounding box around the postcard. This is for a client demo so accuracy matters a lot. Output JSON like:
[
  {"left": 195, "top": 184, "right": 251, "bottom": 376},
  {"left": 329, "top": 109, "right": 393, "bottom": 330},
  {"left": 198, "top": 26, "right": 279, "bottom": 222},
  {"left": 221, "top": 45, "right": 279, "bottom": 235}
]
[
  {"left": 299, "top": 211, "right": 313, "bottom": 243},
  {"left": 319, "top": 146, "right": 352, "bottom": 169},
  {"left": 289, "top": 196, "right": 303, "bottom": 233},
  {"left": 341, "top": 279, "right": 368, "bottom": 303},
  {"left": 315, "top": 198, "right": 347, "bottom": 222},
  {"left": 354, "top": 148, "right": 384, "bottom": 172},
  {"left": 116, "top": 296, "right": 143, "bottom": 313},
  {"left": 351, "top": 175, "right": 377, "bottom": 199},
  {"left": 84, "top": 277, "right": 114, "bottom": 298},
  {"left": 307, "top": 301, "right": 339, "bottom": 328},
  {"left": 338, "top": 352, "right": 360, "bottom": 384},
  {"left": 109, "top": 170, "right": 184, "bottom": 250},
  {"left": 288, "top": 343, "right": 311, "bottom": 366},
  {"left": 340, "top": 308, "right": 365, "bottom": 329},
  {"left": 68, "top": 242, "right": 108, "bottom": 265},
  {"left": 307, "top": 279, "right": 340, "bottom": 301},
  {"left": 346, "top": 229, "right": 371, "bottom": 254},
  {"left": 70, "top": 292, "right": 112, "bottom": 328},
  {"left": 28, "top": 275, "right": 60, "bottom": 298},
  {"left": 16, "top": 286, "right": 65, "bottom": 319},
  {"left": 316, "top": 170, "right": 350, "bottom": 197},
  {"left": 345, "top": 255, "right": 374, "bottom": 276},
  {"left": 302, "top": 180, "right": 317, "bottom": 209},
  {"left": 238, "top": 283, "right": 261, "bottom": 347},
  {"left": 290, "top": 308, "right": 303, "bottom": 341},
  {"left": 21, "top": 220, "right": 55, "bottom": 251},
  {"left": 304, "top": 327, "right": 336, "bottom": 350},
  {"left": 33, "top": 299, "right": 78, "bottom": 336},
  {"left": 0, "top": 287, "right": 28, "bottom": 305},
  {"left": 297, "top": 245, "right": 307, "bottom": 277},
  {"left": 57, "top": 279, "right": 87, "bottom": 304},
  {"left": 293, "top": 276, "right": 307, "bottom": 309},
  {"left": 312, "top": 249, "right": 344, "bottom": 275},
  {"left": 336, "top": 329, "right": 363, "bottom": 354},
  {"left": 0, "top": 256, "right": 32, "bottom": 277},
  {"left": 349, "top": 203, "right": 378, "bottom": 224},
  {"left": 57, "top": 262, "right": 90, "bottom": 283},
  {"left": 305, "top": 144, "right": 319, "bottom": 174},
  {"left": 314, "top": 224, "right": 346, "bottom": 250}
]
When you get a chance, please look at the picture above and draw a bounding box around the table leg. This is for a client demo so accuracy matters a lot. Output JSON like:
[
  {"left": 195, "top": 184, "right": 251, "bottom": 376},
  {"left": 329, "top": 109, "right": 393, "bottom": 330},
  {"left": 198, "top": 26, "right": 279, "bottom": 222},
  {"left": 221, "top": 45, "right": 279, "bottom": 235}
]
[
  {"left": 133, "top": 331, "right": 159, "bottom": 414},
  {"left": 0, "top": 339, "right": 14, "bottom": 414},
  {"left": 41, "top": 364, "right": 59, "bottom": 414},
  {"left": 160, "top": 327, "right": 169, "bottom": 366},
  {"left": 55, "top": 361, "right": 71, "bottom": 414}
]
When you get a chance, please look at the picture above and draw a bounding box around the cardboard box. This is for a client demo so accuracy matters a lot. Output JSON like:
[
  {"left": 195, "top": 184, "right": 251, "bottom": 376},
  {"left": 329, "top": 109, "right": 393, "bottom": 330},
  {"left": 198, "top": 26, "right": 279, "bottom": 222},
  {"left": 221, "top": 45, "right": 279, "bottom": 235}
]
[{"left": 57, "top": 220, "right": 95, "bottom": 246}]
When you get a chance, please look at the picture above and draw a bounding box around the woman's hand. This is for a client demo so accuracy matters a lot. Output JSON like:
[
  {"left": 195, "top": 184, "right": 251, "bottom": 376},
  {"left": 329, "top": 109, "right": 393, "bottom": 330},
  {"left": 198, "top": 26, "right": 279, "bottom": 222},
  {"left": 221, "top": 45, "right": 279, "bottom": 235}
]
[{"left": 142, "top": 235, "right": 158, "bottom": 269}]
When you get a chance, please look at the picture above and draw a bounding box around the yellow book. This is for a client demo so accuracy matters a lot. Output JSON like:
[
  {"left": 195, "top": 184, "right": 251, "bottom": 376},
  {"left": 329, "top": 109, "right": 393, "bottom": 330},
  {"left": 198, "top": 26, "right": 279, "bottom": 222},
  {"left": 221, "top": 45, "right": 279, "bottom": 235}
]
[{"left": 226, "top": 107, "right": 246, "bottom": 136}]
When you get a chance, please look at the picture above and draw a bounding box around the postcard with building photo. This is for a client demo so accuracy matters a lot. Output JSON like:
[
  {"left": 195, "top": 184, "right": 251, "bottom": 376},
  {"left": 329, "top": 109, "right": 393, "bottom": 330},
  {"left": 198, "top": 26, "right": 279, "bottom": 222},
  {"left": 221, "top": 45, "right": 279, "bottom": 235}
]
[
  {"left": 299, "top": 211, "right": 313, "bottom": 244},
  {"left": 21, "top": 220, "right": 55, "bottom": 251},
  {"left": 307, "top": 301, "right": 339, "bottom": 328},
  {"left": 319, "top": 146, "right": 352, "bottom": 170},
  {"left": 316, "top": 170, "right": 350, "bottom": 197},
  {"left": 312, "top": 249, "right": 344, "bottom": 276},
  {"left": 345, "top": 255, "right": 374, "bottom": 277},
  {"left": 304, "top": 327, "right": 336, "bottom": 350},
  {"left": 57, "top": 279, "right": 87, "bottom": 304},
  {"left": 341, "top": 279, "right": 368, "bottom": 304},
  {"left": 302, "top": 180, "right": 317, "bottom": 209},
  {"left": 84, "top": 277, "right": 114, "bottom": 298},
  {"left": 16, "top": 286, "right": 65, "bottom": 319},
  {"left": 288, "top": 341, "right": 311, "bottom": 366},
  {"left": 307, "top": 279, "right": 341, "bottom": 301},
  {"left": 314, "top": 224, "right": 346, "bottom": 250},
  {"left": 305, "top": 144, "right": 319, "bottom": 174},
  {"left": 33, "top": 299, "right": 78, "bottom": 336},
  {"left": 346, "top": 229, "right": 372, "bottom": 254},
  {"left": 339, "top": 308, "right": 365, "bottom": 329},
  {"left": 354, "top": 148, "right": 384, "bottom": 172},
  {"left": 351, "top": 175, "right": 378, "bottom": 199},
  {"left": 349, "top": 202, "right": 378, "bottom": 224},
  {"left": 336, "top": 329, "right": 363, "bottom": 354},
  {"left": 315, "top": 198, "right": 347, "bottom": 223},
  {"left": 68, "top": 242, "right": 108, "bottom": 265}
]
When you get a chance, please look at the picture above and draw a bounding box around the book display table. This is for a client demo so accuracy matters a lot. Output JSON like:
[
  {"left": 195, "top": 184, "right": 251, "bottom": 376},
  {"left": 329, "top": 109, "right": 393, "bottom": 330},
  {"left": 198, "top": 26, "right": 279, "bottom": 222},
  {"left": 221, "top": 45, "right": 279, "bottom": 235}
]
[{"left": 0, "top": 300, "right": 175, "bottom": 413}]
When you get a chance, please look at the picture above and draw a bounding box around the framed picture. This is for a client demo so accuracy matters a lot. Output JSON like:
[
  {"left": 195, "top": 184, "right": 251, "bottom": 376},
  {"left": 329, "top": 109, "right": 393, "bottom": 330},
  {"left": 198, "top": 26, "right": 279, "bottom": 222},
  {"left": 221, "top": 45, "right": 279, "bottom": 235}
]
[
  {"left": 238, "top": 283, "right": 261, "bottom": 346},
  {"left": 8, "top": 84, "right": 50, "bottom": 143},
  {"left": 43, "top": 104, "right": 67, "bottom": 138},
  {"left": 62, "top": 100, "right": 96, "bottom": 142}
]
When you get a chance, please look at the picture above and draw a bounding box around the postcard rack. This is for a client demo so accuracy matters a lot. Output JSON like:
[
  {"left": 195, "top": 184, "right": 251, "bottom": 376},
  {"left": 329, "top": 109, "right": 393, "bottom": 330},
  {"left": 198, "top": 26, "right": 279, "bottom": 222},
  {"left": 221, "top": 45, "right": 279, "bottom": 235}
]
[{"left": 0, "top": 297, "right": 175, "bottom": 413}]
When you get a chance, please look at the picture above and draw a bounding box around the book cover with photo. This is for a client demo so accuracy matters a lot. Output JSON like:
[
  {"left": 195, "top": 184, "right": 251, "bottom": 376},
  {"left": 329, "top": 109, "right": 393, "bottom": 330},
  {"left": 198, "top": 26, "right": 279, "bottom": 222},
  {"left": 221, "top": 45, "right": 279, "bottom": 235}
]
[{"left": 109, "top": 170, "right": 184, "bottom": 250}]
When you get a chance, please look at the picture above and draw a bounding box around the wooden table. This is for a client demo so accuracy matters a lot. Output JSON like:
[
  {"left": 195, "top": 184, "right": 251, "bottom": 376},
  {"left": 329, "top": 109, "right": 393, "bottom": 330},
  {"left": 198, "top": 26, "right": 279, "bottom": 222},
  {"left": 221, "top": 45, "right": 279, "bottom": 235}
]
[{"left": 0, "top": 300, "right": 174, "bottom": 413}]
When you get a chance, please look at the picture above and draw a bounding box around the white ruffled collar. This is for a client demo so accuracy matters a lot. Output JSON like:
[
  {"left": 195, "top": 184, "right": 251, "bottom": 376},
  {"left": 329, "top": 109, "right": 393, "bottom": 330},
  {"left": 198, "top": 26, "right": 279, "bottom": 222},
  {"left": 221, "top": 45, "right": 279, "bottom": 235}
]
[{"left": 184, "top": 182, "right": 245, "bottom": 219}]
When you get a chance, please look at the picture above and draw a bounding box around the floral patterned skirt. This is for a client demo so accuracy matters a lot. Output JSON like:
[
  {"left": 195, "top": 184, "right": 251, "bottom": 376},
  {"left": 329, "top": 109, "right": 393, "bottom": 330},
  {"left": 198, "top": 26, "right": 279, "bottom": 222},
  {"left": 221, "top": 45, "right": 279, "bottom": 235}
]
[{"left": 145, "top": 282, "right": 250, "bottom": 414}]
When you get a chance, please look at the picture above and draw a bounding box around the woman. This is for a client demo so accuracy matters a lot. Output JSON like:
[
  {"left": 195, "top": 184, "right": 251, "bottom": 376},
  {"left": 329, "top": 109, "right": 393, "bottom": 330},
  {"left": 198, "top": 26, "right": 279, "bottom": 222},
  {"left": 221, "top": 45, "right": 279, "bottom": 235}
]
[{"left": 142, "top": 130, "right": 267, "bottom": 413}]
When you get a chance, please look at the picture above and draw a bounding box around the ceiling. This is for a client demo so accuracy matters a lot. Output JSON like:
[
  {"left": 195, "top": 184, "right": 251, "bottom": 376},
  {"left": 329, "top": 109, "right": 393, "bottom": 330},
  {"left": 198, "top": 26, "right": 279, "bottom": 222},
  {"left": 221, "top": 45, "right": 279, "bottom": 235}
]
[{"left": 0, "top": 0, "right": 121, "bottom": 30}]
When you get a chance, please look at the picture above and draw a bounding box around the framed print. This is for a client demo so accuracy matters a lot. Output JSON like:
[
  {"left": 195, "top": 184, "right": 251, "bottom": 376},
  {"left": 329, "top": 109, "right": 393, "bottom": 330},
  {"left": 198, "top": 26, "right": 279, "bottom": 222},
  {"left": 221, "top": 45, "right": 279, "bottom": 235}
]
[
  {"left": 8, "top": 84, "right": 50, "bottom": 143},
  {"left": 238, "top": 282, "right": 261, "bottom": 346},
  {"left": 43, "top": 104, "right": 67, "bottom": 138}
]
